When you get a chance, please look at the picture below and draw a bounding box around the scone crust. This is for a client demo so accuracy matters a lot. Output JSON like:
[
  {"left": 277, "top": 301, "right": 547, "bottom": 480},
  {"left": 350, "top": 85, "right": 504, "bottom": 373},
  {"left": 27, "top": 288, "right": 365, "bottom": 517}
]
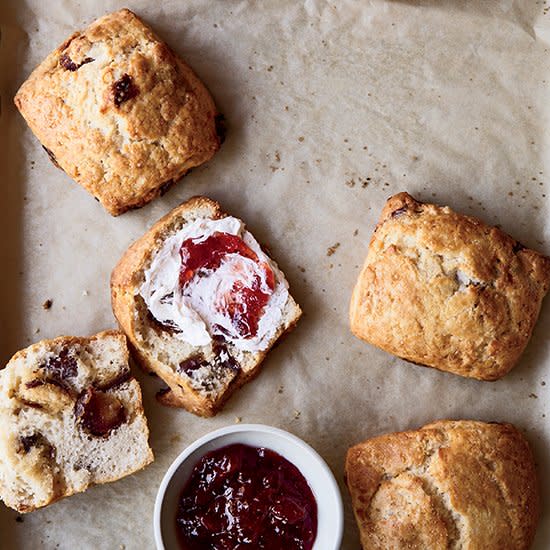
[
  {"left": 14, "top": 9, "right": 221, "bottom": 215},
  {"left": 0, "top": 330, "right": 154, "bottom": 512},
  {"left": 112, "top": 197, "right": 225, "bottom": 416},
  {"left": 111, "top": 196, "right": 302, "bottom": 416},
  {"left": 350, "top": 192, "right": 550, "bottom": 380},
  {"left": 345, "top": 420, "right": 540, "bottom": 550}
]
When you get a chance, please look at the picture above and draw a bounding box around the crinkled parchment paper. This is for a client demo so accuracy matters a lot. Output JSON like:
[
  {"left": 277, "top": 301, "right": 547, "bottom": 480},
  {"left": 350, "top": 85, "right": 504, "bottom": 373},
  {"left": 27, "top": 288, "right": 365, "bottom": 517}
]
[{"left": 1, "top": 1, "right": 550, "bottom": 548}]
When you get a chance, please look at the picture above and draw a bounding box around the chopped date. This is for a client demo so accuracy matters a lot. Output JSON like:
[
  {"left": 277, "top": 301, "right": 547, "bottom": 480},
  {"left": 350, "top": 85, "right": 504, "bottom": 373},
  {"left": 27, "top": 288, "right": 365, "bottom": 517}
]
[
  {"left": 178, "top": 355, "right": 204, "bottom": 376},
  {"left": 39, "top": 348, "right": 78, "bottom": 380},
  {"left": 75, "top": 387, "right": 126, "bottom": 437},
  {"left": 18, "top": 433, "right": 53, "bottom": 461},
  {"left": 19, "top": 434, "right": 39, "bottom": 453},
  {"left": 59, "top": 53, "right": 94, "bottom": 72},
  {"left": 178, "top": 343, "right": 239, "bottom": 377},
  {"left": 147, "top": 310, "right": 181, "bottom": 335},
  {"left": 112, "top": 74, "right": 139, "bottom": 107},
  {"left": 213, "top": 342, "right": 240, "bottom": 372}
]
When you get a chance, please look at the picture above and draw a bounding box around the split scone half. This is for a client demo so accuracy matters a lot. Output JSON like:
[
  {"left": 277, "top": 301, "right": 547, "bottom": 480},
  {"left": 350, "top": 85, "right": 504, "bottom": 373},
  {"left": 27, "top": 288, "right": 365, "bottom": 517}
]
[
  {"left": 346, "top": 420, "right": 540, "bottom": 550},
  {"left": 111, "top": 196, "right": 302, "bottom": 417},
  {"left": 14, "top": 9, "right": 222, "bottom": 216},
  {"left": 350, "top": 192, "right": 550, "bottom": 380},
  {"left": 0, "top": 331, "right": 153, "bottom": 513}
]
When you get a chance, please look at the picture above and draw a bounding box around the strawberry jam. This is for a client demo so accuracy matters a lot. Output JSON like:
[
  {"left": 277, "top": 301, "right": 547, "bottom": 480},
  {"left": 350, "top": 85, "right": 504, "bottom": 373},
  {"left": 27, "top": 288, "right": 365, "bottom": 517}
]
[
  {"left": 179, "top": 232, "right": 275, "bottom": 339},
  {"left": 175, "top": 443, "right": 317, "bottom": 550}
]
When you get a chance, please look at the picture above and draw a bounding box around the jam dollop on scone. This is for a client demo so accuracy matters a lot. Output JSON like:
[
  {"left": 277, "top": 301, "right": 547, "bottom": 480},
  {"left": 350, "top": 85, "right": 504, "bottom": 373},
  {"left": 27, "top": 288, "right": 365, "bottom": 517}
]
[
  {"left": 111, "top": 196, "right": 302, "bottom": 416},
  {"left": 350, "top": 192, "right": 550, "bottom": 380},
  {"left": 14, "top": 9, "right": 222, "bottom": 215},
  {"left": 0, "top": 331, "right": 153, "bottom": 513}
]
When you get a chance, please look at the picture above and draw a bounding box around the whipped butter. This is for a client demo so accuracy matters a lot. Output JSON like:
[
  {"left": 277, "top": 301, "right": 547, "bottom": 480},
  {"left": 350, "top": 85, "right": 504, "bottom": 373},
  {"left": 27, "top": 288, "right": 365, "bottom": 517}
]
[{"left": 139, "top": 217, "right": 289, "bottom": 352}]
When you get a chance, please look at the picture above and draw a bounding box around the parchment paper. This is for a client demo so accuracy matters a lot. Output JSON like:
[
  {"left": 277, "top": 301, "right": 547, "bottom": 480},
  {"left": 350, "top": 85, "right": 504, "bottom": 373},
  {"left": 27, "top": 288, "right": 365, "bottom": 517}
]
[{"left": 1, "top": 1, "right": 550, "bottom": 548}]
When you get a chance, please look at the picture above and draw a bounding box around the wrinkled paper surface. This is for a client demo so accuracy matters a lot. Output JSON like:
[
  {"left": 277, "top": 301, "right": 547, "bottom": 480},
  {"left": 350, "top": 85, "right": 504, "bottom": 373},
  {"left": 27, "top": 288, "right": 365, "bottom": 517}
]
[{"left": 1, "top": 1, "right": 550, "bottom": 548}]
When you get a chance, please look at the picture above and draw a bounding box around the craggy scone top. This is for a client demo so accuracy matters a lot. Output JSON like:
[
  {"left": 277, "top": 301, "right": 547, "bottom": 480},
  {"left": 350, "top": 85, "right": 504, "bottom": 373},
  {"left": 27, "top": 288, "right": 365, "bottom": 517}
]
[
  {"left": 14, "top": 9, "right": 221, "bottom": 215},
  {"left": 346, "top": 420, "right": 540, "bottom": 550},
  {"left": 350, "top": 192, "right": 550, "bottom": 380}
]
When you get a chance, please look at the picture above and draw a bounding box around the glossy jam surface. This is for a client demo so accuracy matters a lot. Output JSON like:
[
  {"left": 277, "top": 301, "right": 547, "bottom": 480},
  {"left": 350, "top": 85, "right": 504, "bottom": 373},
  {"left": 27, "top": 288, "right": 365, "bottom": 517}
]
[
  {"left": 175, "top": 443, "right": 318, "bottom": 550},
  {"left": 179, "top": 232, "right": 275, "bottom": 339}
]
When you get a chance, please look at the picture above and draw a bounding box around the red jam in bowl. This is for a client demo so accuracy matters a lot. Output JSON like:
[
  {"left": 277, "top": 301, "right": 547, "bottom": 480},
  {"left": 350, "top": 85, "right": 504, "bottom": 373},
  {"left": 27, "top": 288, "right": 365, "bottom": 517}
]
[
  {"left": 179, "top": 232, "right": 276, "bottom": 340},
  {"left": 175, "top": 443, "right": 318, "bottom": 549}
]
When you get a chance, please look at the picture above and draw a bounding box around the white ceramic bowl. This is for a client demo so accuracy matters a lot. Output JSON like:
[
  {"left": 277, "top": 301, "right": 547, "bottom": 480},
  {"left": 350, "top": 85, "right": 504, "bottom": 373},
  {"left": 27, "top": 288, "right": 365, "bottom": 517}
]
[{"left": 154, "top": 423, "right": 343, "bottom": 550}]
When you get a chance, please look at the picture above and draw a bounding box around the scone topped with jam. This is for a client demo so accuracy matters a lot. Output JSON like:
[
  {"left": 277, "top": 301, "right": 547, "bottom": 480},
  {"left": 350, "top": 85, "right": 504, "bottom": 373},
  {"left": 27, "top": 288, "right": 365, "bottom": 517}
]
[
  {"left": 111, "top": 196, "right": 302, "bottom": 416},
  {"left": 0, "top": 331, "right": 153, "bottom": 513},
  {"left": 14, "top": 9, "right": 222, "bottom": 215}
]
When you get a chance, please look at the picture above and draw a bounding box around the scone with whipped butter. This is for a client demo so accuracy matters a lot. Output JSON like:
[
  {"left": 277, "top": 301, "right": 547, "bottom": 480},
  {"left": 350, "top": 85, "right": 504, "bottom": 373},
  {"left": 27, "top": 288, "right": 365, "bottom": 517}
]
[
  {"left": 346, "top": 420, "right": 540, "bottom": 550},
  {"left": 0, "top": 331, "right": 153, "bottom": 513},
  {"left": 350, "top": 192, "right": 550, "bottom": 380},
  {"left": 14, "top": 9, "right": 222, "bottom": 216},
  {"left": 111, "top": 196, "right": 302, "bottom": 416}
]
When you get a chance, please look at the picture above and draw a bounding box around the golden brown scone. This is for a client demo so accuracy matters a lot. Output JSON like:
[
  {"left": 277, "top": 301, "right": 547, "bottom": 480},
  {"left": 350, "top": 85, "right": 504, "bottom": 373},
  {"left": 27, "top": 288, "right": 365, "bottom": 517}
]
[
  {"left": 345, "top": 420, "right": 540, "bottom": 550},
  {"left": 111, "top": 196, "right": 302, "bottom": 417},
  {"left": 0, "top": 331, "right": 153, "bottom": 513},
  {"left": 14, "top": 9, "right": 222, "bottom": 216},
  {"left": 350, "top": 192, "right": 550, "bottom": 380}
]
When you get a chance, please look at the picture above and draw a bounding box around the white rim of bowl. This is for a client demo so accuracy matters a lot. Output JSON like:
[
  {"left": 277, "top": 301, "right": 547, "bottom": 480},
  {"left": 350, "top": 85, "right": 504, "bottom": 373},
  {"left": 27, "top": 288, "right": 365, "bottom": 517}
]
[{"left": 153, "top": 423, "right": 343, "bottom": 550}]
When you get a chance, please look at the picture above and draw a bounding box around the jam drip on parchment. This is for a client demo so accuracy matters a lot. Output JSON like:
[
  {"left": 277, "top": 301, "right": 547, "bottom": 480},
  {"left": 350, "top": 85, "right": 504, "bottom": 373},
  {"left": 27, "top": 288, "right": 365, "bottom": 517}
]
[
  {"left": 179, "top": 232, "right": 275, "bottom": 339},
  {"left": 175, "top": 443, "right": 317, "bottom": 550}
]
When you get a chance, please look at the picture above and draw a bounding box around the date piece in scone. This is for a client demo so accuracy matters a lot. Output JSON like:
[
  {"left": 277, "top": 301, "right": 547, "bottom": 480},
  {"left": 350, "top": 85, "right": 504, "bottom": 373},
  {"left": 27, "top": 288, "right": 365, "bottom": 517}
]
[
  {"left": 14, "top": 9, "right": 222, "bottom": 216},
  {"left": 350, "top": 192, "right": 550, "bottom": 380},
  {"left": 0, "top": 331, "right": 153, "bottom": 513},
  {"left": 346, "top": 420, "right": 540, "bottom": 550},
  {"left": 111, "top": 196, "right": 302, "bottom": 417}
]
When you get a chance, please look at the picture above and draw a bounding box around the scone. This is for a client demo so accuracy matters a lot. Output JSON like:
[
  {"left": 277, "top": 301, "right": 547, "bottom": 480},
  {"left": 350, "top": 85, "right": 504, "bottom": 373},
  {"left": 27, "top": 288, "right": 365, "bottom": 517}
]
[
  {"left": 350, "top": 192, "right": 550, "bottom": 380},
  {"left": 346, "top": 420, "right": 540, "bottom": 550},
  {"left": 0, "top": 331, "right": 153, "bottom": 512},
  {"left": 111, "top": 196, "right": 302, "bottom": 417},
  {"left": 14, "top": 9, "right": 222, "bottom": 216}
]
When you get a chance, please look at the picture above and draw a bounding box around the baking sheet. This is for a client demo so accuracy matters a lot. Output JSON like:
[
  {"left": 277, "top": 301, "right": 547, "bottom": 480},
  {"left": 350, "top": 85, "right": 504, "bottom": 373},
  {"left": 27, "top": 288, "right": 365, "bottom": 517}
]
[{"left": 1, "top": 0, "right": 550, "bottom": 548}]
